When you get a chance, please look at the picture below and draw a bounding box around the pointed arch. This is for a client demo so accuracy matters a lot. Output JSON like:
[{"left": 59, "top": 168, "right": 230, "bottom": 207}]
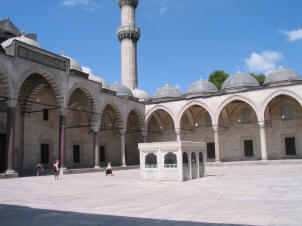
[
  {"left": 0, "top": 62, "right": 15, "bottom": 98},
  {"left": 176, "top": 100, "right": 214, "bottom": 128},
  {"left": 145, "top": 105, "right": 176, "bottom": 130},
  {"left": 100, "top": 102, "right": 124, "bottom": 128},
  {"left": 16, "top": 66, "right": 64, "bottom": 107},
  {"left": 65, "top": 82, "right": 98, "bottom": 113},
  {"left": 125, "top": 107, "right": 145, "bottom": 130},
  {"left": 214, "top": 95, "right": 260, "bottom": 125},
  {"left": 261, "top": 89, "right": 302, "bottom": 121}
]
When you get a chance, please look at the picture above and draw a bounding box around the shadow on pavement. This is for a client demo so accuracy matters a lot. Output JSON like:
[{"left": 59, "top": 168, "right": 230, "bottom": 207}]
[{"left": 0, "top": 204, "right": 250, "bottom": 226}]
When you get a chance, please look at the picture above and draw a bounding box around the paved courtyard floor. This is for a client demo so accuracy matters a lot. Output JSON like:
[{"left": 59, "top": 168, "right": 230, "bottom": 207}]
[{"left": 1, "top": 163, "right": 302, "bottom": 226}]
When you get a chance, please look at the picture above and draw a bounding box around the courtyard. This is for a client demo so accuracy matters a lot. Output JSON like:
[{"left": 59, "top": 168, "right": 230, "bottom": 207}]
[{"left": 1, "top": 161, "right": 302, "bottom": 226}]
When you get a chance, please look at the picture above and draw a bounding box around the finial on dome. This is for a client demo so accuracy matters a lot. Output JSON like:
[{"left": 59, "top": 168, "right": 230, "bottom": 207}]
[
  {"left": 166, "top": 78, "right": 169, "bottom": 86},
  {"left": 61, "top": 48, "right": 64, "bottom": 56}
]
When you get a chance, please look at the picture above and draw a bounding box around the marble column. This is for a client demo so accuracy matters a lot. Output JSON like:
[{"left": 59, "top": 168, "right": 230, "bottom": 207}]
[
  {"left": 120, "top": 129, "right": 127, "bottom": 167},
  {"left": 259, "top": 122, "right": 268, "bottom": 160},
  {"left": 93, "top": 124, "right": 100, "bottom": 168},
  {"left": 5, "top": 100, "right": 16, "bottom": 174},
  {"left": 188, "top": 152, "right": 192, "bottom": 180},
  {"left": 213, "top": 125, "right": 221, "bottom": 162},
  {"left": 176, "top": 128, "right": 181, "bottom": 142},
  {"left": 59, "top": 113, "right": 66, "bottom": 169},
  {"left": 142, "top": 130, "right": 147, "bottom": 143}
]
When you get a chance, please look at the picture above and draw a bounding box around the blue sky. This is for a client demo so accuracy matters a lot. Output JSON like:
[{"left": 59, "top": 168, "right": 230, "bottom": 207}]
[{"left": 1, "top": 0, "right": 302, "bottom": 95}]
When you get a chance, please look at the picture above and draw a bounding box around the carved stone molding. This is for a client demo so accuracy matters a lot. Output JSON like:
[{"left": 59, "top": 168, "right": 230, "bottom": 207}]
[
  {"left": 117, "top": 26, "right": 141, "bottom": 41},
  {"left": 118, "top": 0, "right": 139, "bottom": 8}
]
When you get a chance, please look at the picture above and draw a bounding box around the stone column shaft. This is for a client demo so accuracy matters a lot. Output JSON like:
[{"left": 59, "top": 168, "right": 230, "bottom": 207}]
[
  {"left": 59, "top": 115, "right": 66, "bottom": 169},
  {"left": 213, "top": 125, "right": 221, "bottom": 162},
  {"left": 94, "top": 131, "right": 100, "bottom": 168},
  {"left": 120, "top": 131, "right": 126, "bottom": 167},
  {"left": 6, "top": 106, "right": 16, "bottom": 173},
  {"left": 259, "top": 122, "right": 268, "bottom": 160}
]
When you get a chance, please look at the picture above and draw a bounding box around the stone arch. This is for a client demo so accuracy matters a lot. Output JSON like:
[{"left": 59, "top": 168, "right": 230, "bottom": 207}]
[
  {"left": 22, "top": 83, "right": 47, "bottom": 113},
  {"left": 16, "top": 66, "right": 64, "bottom": 107},
  {"left": 65, "top": 82, "right": 98, "bottom": 114},
  {"left": 214, "top": 95, "right": 260, "bottom": 125},
  {"left": 0, "top": 62, "right": 15, "bottom": 98},
  {"left": 176, "top": 100, "right": 214, "bottom": 129},
  {"left": 125, "top": 107, "right": 145, "bottom": 130},
  {"left": 145, "top": 105, "right": 176, "bottom": 130},
  {"left": 261, "top": 89, "right": 302, "bottom": 121},
  {"left": 100, "top": 102, "right": 124, "bottom": 128}
]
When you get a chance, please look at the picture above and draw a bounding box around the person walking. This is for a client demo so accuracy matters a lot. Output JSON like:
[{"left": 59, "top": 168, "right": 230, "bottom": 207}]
[
  {"left": 35, "top": 163, "right": 44, "bottom": 176},
  {"left": 105, "top": 162, "right": 113, "bottom": 176},
  {"left": 53, "top": 160, "right": 60, "bottom": 180}
]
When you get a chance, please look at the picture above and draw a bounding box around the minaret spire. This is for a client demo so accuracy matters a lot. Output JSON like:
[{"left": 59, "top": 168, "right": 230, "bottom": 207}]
[{"left": 117, "top": 0, "right": 140, "bottom": 90}]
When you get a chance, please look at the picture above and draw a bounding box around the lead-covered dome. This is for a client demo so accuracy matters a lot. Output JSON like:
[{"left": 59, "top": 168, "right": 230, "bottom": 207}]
[
  {"left": 132, "top": 88, "right": 150, "bottom": 101},
  {"left": 110, "top": 81, "right": 133, "bottom": 96},
  {"left": 88, "top": 74, "right": 110, "bottom": 89},
  {"left": 63, "top": 55, "right": 82, "bottom": 72},
  {"left": 264, "top": 66, "right": 301, "bottom": 85},
  {"left": 222, "top": 71, "right": 259, "bottom": 90},
  {"left": 153, "top": 82, "right": 182, "bottom": 98},
  {"left": 1, "top": 34, "right": 42, "bottom": 49},
  {"left": 186, "top": 78, "right": 218, "bottom": 94}
]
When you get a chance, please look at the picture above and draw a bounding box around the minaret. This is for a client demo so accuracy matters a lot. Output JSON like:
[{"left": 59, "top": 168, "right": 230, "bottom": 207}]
[{"left": 117, "top": 0, "right": 141, "bottom": 90}]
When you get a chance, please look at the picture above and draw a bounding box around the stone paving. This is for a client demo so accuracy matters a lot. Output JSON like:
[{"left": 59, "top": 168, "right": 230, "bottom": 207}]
[{"left": 1, "top": 162, "right": 302, "bottom": 226}]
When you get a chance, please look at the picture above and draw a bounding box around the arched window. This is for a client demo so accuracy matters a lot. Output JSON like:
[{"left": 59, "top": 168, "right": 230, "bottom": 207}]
[
  {"left": 199, "top": 152, "right": 203, "bottom": 164},
  {"left": 164, "top": 152, "right": 177, "bottom": 168},
  {"left": 282, "top": 103, "right": 293, "bottom": 119},
  {"left": 191, "top": 152, "right": 196, "bottom": 166},
  {"left": 145, "top": 153, "right": 157, "bottom": 168},
  {"left": 241, "top": 108, "right": 251, "bottom": 123},
  {"left": 183, "top": 152, "right": 188, "bottom": 167}
]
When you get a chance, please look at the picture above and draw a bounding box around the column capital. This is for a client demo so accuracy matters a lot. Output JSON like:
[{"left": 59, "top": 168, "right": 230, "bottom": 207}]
[
  {"left": 91, "top": 122, "right": 100, "bottom": 133},
  {"left": 59, "top": 108, "right": 68, "bottom": 116},
  {"left": 118, "top": 0, "right": 139, "bottom": 8},
  {"left": 258, "top": 121, "right": 265, "bottom": 129},
  {"left": 212, "top": 125, "right": 219, "bottom": 132},
  {"left": 6, "top": 98, "right": 17, "bottom": 108},
  {"left": 117, "top": 26, "right": 141, "bottom": 42},
  {"left": 120, "top": 128, "right": 126, "bottom": 135}
]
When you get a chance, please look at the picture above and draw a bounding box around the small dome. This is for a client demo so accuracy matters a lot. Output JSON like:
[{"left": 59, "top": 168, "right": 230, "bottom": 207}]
[
  {"left": 64, "top": 55, "right": 82, "bottom": 72},
  {"left": 187, "top": 78, "right": 218, "bottom": 94},
  {"left": 1, "top": 34, "right": 42, "bottom": 49},
  {"left": 222, "top": 71, "right": 259, "bottom": 90},
  {"left": 264, "top": 66, "right": 301, "bottom": 85},
  {"left": 110, "top": 82, "right": 133, "bottom": 96},
  {"left": 132, "top": 88, "right": 151, "bottom": 101},
  {"left": 154, "top": 83, "right": 182, "bottom": 98},
  {"left": 88, "top": 74, "right": 110, "bottom": 89}
]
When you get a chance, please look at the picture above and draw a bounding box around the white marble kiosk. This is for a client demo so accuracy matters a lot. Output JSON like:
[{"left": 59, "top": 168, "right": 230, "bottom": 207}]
[{"left": 138, "top": 141, "right": 207, "bottom": 181}]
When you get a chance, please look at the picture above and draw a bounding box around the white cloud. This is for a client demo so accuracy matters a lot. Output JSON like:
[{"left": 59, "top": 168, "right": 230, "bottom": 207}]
[
  {"left": 280, "top": 29, "right": 302, "bottom": 42},
  {"left": 245, "top": 50, "right": 283, "bottom": 74},
  {"left": 61, "top": 0, "right": 101, "bottom": 11},
  {"left": 82, "top": 66, "right": 93, "bottom": 75},
  {"left": 160, "top": 6, "right": 167, "bottom": 16}
]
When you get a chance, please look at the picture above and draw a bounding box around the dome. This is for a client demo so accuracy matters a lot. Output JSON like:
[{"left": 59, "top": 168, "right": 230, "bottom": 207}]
[
  {"left": 222, "top": 71, "right": 259, "bottom": 90},
  {"left": 132, "top": 88, "right": 151, "bottom": 101},
  {"left": 64, "top": 55, "right": 83, "bottom": 72},
  {"left": 264, "top": 66, "right": 301, "bottom": 85},
  {"left": 1, "top": 34, "right": 42, "bottom": 49},
  {"left": 186, "top": 78, "right": 218, "bottom": 94},
  {"left": 153, "top": 83, "right": 182, "bottom": 98},
  {"left": 88, "top": 74, "right": 110, "bottom": 89},
  {"left": 110, "top": 82, "right": 133, "bottom": 96}
]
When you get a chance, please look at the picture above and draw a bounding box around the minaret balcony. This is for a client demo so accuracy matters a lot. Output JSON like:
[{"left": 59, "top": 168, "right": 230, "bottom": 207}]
[
  {"left": 118, "top": 0, "right": 139, "bottom": 8},
  {"left": 117, "top": 26, "right": 141, "bottom": 41}
]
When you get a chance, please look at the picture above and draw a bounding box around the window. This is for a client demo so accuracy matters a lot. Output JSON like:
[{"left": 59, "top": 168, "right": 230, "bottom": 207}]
[
  {"left": 73, "top": 145, "right": 80, "bottom": 163},
  {"left": 244, "top": 140, "right": 254, "bottom": 157},
  {"left": 43, "top": 109, "right": 49, "bottom": 121},
  {"left": 164, "top": 152, "right": 177, "bottom": 168},
  {"left": 183, "top": 152, "right": 188, "bottom": 167},
  {"left": 207, "top": 142, "right": 215, "bottom": 159},
  {"left": 40, "top": 144, "right": 49, "bottom": 164},
  {"left": 285, "top": 137, "right": 296, "bottom": 155},
  {"left": 199, "top": 152, "right": 203, "bottom": 164},
  {"left": 145, "top": 153, "right": 157, "bottom": 168},
  {"left": 99, "top": 146, "right": 105, "bottom": 162},
  {"left": 191, "top": 152, "right": 196, "bottom": 166}
]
